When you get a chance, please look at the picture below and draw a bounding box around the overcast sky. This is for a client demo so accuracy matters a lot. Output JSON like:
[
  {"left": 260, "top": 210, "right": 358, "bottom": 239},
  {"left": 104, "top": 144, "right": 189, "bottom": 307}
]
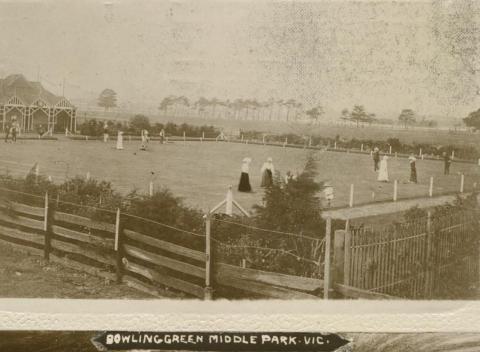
[{"left": 0, "top": 0, "right": 478, "bottom": 119}]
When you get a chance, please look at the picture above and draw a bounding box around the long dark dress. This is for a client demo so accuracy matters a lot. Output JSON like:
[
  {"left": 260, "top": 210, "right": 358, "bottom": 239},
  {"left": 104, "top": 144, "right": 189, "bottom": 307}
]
[
  {"left": 238, "top": 172, "right": 252, "bottom": 192},
  {"left": 373, "top": 151, "right": 380, "bottom": 171},
  {"left": 410, "top": 162, "right": 417, "bottom": 183},
  {"left": 261, "top": 169, "right": 273, "bottom": 187}
]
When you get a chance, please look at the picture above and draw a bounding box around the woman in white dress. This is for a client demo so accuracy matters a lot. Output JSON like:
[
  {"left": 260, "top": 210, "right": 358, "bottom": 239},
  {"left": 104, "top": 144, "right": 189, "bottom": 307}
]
[
  {"left": 377, "top": 155, "right": 389, "bottom": 182},
  {"left": 260, "top": 157, "right": 275, "bottom": 187},
  {"left": 116, "top": 131, "right": 124, "bottom": 150},
  {"left": 238, "top": 157, "right": 252, "bottom": 192}
]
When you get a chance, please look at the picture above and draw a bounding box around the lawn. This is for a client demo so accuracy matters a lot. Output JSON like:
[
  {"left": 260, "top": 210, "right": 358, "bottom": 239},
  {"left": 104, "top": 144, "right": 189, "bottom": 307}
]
[{"left": 0, "top": 138, "right": 478, "bottom": 211}]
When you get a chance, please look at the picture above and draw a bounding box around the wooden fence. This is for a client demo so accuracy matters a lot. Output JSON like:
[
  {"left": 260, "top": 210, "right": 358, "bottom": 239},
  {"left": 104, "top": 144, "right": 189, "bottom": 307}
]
[
  {"left": 0, "top": 190, "right": 328, "bottom": 299},
  {"left": 5, "top": 187, "right": 475, "bottom": 300},
  {"left": 331, "top": 209, "right": 480, "bottom": 299}
]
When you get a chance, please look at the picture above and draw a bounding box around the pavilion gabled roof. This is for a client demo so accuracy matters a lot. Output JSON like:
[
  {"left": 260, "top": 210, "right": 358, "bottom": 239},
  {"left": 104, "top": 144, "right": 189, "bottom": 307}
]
[{"left": 0, "top": 74, "right": 72, "bottom": 107}]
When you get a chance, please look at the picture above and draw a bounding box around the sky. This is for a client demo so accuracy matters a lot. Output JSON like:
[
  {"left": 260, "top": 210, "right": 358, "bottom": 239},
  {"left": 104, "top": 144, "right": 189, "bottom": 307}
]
[{"left": 0, "top": 0, "right": 478, "bottom": 119}]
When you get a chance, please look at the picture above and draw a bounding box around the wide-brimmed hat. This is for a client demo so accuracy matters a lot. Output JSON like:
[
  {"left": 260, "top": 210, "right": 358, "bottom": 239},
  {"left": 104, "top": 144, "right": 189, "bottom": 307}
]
[
  {"left": 267, "top": 157, "right": 273, "bottom": 162},
  {"left": 243, "top": 157, "right": 252, "bottom": 163}
]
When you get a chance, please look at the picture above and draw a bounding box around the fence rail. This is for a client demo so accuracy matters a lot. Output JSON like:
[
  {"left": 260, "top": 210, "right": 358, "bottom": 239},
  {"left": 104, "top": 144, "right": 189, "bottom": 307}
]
[
  {"left": 0, "top": 189, "right": 330, "bottom": 299},
  {"left": 1, "top": 185, "right": 478, "bottom": 300}
]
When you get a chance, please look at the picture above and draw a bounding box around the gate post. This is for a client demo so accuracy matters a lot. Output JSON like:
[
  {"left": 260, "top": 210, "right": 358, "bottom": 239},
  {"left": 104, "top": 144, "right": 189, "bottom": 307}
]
[
  {"left": 43, "top": 192, "right": 51, "bottom": 261},
  {"left": 204, "top": 213, "right": 213, "bottom": 300},
  {"left": 343, "top": 224, "right": 351, "bottom": 286},
  {"left": 333, "top": 229, "right": 346, "bottom": 291},
  {"left": 114, "top": 208, "right": 123, "bottom": 284},
  {"left": 323, "top": 217, "right": 332, "bottom": 299}
]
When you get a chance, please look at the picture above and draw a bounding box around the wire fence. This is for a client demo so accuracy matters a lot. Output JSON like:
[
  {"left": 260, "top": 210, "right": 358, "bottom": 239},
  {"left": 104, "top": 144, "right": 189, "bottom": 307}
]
[{"left": 210, "top": 215, "right": 325, "bottom": 279}]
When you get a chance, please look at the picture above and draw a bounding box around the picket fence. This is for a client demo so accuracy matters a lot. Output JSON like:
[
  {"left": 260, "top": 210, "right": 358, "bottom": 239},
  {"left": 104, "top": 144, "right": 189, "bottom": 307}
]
[
  {"left": 0, "top": 190, "right": 335, "bottom": 299},
  {"left": 330, "top": 209, "right": 480, "bottom": 299}
]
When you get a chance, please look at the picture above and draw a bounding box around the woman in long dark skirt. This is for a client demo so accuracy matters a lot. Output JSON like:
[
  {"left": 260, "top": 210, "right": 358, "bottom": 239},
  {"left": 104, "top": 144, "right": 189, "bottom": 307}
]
[
  {"left": 260, "top": 157, "right": 275, "bottom": 187},
  {"left": 238, "top": 157, "right": 252, "bottom": 192},
  {"left": 409, "top": 154, "right": 417, "bottom": 183}
]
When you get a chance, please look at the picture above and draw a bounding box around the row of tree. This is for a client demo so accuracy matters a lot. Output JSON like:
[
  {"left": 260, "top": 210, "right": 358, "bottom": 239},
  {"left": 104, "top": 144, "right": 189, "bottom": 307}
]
[
  {"left": 159, "top": 96, "right": 313, "bottom": 122},
  {"left": 97, "top": 88, "right": 473, "bottom": 130}
]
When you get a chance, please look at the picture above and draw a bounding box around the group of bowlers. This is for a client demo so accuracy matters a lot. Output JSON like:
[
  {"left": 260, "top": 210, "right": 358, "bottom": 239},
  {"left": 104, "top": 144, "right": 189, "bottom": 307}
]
[
  {"left": 238, "top": 157, "right": 298, "bottom": 193},
  {"left": 372, "top": 147, "right": 453, "bottom": 184},
  {"left": 103, "top": 124, "right": 166, "bottom": 151}
]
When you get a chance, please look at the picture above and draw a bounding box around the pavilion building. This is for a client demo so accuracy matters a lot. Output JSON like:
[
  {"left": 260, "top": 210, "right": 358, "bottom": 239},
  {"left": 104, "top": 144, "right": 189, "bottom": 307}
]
[{"left": 0, "top": 74, "right": 77, "bottom": 133}]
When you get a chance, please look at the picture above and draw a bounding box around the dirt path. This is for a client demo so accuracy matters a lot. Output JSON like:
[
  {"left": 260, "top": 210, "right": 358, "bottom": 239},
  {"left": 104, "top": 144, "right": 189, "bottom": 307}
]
[{"left": 0, "top": 242, "right": 151, "bottom": 299}]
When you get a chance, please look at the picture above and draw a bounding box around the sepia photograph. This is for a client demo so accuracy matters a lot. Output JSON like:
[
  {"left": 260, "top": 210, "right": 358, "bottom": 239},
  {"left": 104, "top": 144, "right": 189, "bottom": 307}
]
[{"left": 0, "top": 0, "right": 478, "bottom": 301}]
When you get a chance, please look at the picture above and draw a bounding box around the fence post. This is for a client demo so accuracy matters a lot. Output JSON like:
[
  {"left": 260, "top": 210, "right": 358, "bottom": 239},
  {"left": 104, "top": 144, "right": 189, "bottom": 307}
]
[
  {"left": 451, "top": 150, "right": 455, "bottom": 160},
  {"left": 460, "top": 174, "right": 464, "bottom": 193},
  {"left": 349, "top": 184, "right": 354, "bottom": 208},
  {"left": 333, "top": 229, "right": 346, "bottom": 293},
  {"left": 114, "top": 208, "right": 123, "bottom": 284},
  {"left": 35, "top": 163, "right": 40, "bottom": 183},
  {"left": 309, "top": 136, "right": 312, "bottom": 148},
  {"left": 225, "top": 186, "right": 233, "bottom": 216},
  {"left": 343, "top": 224, "right": 351, "bottom": 286},
  {"left": 204, "top": 214, "right": 213, "bottom": 300},
  {"left": 86, "top": 172, "right": 90, "bottom": 181},
  {"left": 334, "top": 141, "right": 337, "bottom": 149},
  {"left": 419, "top": 148, "right": 422, "bottom": 157},
  {"left": 323, "top": 217, "right": 332, "bottom": 299},
  {"left": 183, "top": 131, "right": 186, "bottom": 145},
  {"left": 361, "top": 143, "right": 363, "bottom": 152},
  {"left": 149, "top": 181, "right": 154, "bottom": 196},
  {"left": 393, "top": 180, "right": 398, "bottom": 202},
  {"left": 424, "top": 211, "right": 433, "bottom": 298},
  {"left": 43, "top": 192, "right": 51, "bottom": 261},
  {"left": 202, "top": 131, "right": 204, "bottom": 142},
  {"left": 429, "top": 176, "right": 434, "bottom": 197},
  {"left": 389, "top": 145, "right": 392, "bottom": 154}
]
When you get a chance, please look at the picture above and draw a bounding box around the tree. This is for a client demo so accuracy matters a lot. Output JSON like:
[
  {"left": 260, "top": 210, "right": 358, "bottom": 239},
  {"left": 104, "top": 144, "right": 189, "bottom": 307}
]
[
  {"left": 129, "top": 114, "right": 150, "bottom": 133},
  {"left": 253, "top": 153, "right": 324, "bottom": 235},
  {"left": 350, "top": 105, "right": 368, "bottom": 127},
  {"left": 97, "top": 89, "right": 117, "bottom": 111},
  {"left": 398, "top": 109, "right": 416, "bottom": 128},
  {"left": 159, "top": 96, "right": 175, "bottom": 117},
  {"left": 463, "top": 108, "right": 480, "bottom": 131},
  {"left": 366, "top": 113, "right": 377, "bottom": 125},
  {"left": 340, "top": 109, "right": 350, "bottom": 124},
  {"left": 306, "top": 106, "right": 324, "bottom": 124},
  {"left": 284, "top": 99, "right": 297, "bottom": 122}
]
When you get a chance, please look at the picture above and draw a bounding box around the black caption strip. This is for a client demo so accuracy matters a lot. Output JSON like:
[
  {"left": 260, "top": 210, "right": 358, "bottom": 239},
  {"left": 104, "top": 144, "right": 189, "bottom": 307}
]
[{"left": 91, "top": 331, "right": 350, "bottom": 351}]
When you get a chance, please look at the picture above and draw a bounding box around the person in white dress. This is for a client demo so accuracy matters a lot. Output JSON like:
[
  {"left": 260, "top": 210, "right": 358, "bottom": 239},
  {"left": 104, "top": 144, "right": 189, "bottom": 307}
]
[
  {"left": 116, "top": 131, "right": 124, "bottom": 150},
  {"left": 377, "top": 155, "right": 389, "bottom": 182},
  {"left": 260, "top": 157, "right": 275, "bottom": 187},
  {"left": 238, "top": 157, "right": 252, "bottom": 192},
  {"left": 140, "top": 130, "right": 149, "bottom": 150}
]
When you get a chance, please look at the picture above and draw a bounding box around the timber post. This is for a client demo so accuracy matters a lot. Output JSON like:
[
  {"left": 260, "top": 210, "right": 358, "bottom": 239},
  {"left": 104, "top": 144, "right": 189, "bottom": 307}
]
[
  {"left": 323, "top": 217, "right": 332, "bottom": 299},
  {"left": 43, "top": 192, "right": 51, "bottom": 261},
  {"left": 204, "top": 213, "right": 213, "bottom": 300},
  {"left": 343, "top": 222, "right": 351, "bottom": 286},
  {"left": 333, "top": 229, "right": 346, "bottom": 295},
  {"left": 114, "top": 208, "right": 123, "bottom": 284}
]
